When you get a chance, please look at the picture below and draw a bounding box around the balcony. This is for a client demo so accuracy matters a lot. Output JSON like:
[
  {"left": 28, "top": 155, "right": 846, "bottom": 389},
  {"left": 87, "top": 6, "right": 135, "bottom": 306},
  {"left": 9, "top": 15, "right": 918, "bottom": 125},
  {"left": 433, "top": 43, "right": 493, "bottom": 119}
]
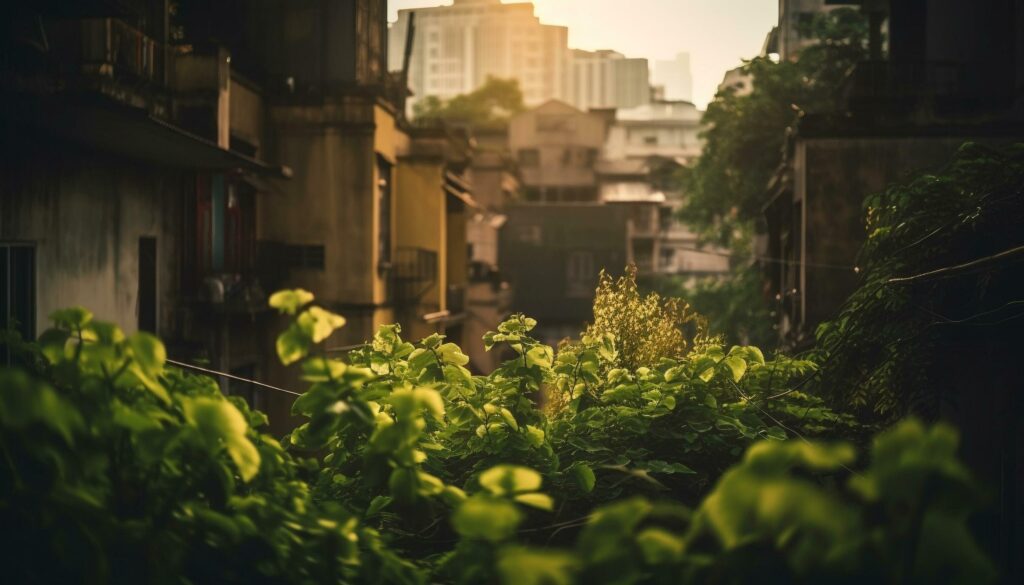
[
  {"left": 393, "top": 247, "right": 439, "bottom": 306},
  {"left": 50, "top": 18, "right": 169, "bottom": 85}
]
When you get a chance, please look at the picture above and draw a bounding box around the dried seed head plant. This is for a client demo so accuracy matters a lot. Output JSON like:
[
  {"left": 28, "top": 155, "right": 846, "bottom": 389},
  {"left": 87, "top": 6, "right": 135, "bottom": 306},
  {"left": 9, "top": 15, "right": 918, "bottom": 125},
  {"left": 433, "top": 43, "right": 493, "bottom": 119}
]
[{"left": 584, "top": 265, "right": 711, "bottom": 370}]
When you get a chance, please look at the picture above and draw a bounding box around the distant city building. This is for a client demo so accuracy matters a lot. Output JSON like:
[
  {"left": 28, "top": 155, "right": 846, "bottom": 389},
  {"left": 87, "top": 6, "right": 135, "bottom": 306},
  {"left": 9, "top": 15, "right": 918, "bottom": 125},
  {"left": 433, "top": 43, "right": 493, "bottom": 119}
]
[
  {"left": 603, "top": 100, "right": 703, "bottom": 163},
  {"left": 388, "top": 0, "right": 569, "bottom": 110},
  {"left": 653, "top": 52, "right": 693, "bottom": 102},
  {"left": 767, "top": 0, "right": 859, "bottom": 61},
  {"left": 568, "top": 49, "right": 650, "bottom": 111},
  {"left": 508, "top": 100, "right": 607, "bottom": 202},
  {"left": 717, "top": 66, "right": 753, "bottom": 98}
]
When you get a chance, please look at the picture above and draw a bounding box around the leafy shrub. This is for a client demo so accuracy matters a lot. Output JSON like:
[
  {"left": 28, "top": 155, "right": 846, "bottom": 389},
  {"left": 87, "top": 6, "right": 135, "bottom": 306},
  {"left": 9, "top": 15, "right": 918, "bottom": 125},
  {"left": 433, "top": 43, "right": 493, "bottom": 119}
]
[
  {"left": 0, "top": 282, "right": 997, "bottom": 584},
  {"left": 0, "top": 304, "right": 417, "bottom": 584}
]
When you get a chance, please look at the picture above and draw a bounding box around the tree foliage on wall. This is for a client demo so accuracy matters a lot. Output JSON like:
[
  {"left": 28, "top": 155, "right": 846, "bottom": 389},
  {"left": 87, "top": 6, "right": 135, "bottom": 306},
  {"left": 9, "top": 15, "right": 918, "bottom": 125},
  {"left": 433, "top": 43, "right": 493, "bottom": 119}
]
[
  {"left": 814, "top": 143, "right": 1024, "bottom": 418},
  {"left": 413, "top": 76, "right": 526, "bottom": 129},
  {"left": 679, "top": 8, "right": 869, "bottom": 246}
]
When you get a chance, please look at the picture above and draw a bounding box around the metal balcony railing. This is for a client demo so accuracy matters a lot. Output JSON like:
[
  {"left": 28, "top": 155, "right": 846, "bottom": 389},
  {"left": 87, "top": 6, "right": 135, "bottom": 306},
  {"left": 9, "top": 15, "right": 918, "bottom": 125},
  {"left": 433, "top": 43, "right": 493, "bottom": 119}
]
[
  {"left": 50, "top": 18, "right": 168, "bottom": 84},
  {"left": 446, "top": 284, "right": 466, "bottom": 315},
  {"left": 393, "top": 247, "right": 438, "bottom": 305}
]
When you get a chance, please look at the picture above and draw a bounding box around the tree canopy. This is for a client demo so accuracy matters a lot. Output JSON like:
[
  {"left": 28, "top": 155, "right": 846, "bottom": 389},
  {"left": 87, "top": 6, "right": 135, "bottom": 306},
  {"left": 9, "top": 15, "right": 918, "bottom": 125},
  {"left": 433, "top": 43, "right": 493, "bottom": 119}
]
[
  {"left": 413, "top": 76, "right": 526, "bottom": 129},
  {"left": 679, "top": 8, "right": 869, "bottom": 246}
]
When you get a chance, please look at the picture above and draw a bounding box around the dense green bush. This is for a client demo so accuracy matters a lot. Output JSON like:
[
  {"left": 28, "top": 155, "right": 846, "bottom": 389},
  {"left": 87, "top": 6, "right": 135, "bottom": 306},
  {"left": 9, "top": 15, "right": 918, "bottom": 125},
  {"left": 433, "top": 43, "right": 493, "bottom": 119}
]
[{"left": 0, "top": 279, "right": 997, "bottom": 583}]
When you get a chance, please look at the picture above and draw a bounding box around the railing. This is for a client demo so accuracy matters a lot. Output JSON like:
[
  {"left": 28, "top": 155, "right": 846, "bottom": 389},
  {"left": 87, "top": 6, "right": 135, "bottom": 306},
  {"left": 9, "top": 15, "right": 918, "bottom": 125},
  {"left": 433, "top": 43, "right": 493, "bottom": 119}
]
[
  {"left": 393, "top": 247, "right": 438, "bottom": 305},
  {"left": 50, "top": 18, "right": 168, "bottom": 84},
  {"left": 446, "top": 284, "right": 466, "bottom": 315}
]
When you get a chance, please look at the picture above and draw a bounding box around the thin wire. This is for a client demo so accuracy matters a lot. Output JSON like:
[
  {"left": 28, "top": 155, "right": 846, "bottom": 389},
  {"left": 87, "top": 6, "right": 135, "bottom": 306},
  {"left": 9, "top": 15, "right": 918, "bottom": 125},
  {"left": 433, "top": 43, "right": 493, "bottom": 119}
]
[
  {"left": 166, "top": 358, "right": 303, "bottom": 397},
  {"left": 888, "top": 243, "right": 1024, "bottom": 284},
  {"left": 669, "top": 245, "right": 857, "bottom": 271},
  {"left": 730, "top": 378, "right": 862, "bottom": 477},
  {"left": 325, "top": 343, "right": 369, "bottom": 354}
]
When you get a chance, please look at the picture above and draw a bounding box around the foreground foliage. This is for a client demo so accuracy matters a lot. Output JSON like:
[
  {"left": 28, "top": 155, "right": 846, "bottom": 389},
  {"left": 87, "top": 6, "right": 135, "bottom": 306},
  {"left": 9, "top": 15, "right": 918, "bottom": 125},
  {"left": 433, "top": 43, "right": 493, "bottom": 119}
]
[{"left": 0, "top": 277, "right": 998, "bottom": 583}]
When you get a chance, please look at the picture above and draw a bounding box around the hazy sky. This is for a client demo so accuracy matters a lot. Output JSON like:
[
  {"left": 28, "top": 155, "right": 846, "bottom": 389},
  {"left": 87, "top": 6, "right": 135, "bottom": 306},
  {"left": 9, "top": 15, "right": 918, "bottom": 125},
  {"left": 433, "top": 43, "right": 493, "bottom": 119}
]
[{"left": 388, "top": 0, "right": 778, "bottom": 109}]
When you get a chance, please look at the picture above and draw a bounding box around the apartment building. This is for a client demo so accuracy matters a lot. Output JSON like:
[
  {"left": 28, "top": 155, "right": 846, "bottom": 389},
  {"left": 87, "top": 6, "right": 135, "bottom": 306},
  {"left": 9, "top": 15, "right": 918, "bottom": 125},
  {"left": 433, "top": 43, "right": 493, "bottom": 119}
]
[
  {"left": 388, "top": 0, "right": 569, "bottom": 109},
  {"left": 568, "top": 49, "right": 650, "bottom": 111},
  {"left": 0, "top": 0, "right": 480, "bottom": 432}
]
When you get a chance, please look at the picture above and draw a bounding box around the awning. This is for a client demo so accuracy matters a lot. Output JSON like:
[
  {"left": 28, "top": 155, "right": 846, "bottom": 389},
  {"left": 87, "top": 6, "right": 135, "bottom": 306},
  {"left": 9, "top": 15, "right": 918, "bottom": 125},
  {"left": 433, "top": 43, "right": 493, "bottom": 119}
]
[
  {"left": 4, "top": 95, "right": 290, "bottom": 177},
  {"left": 443, "top": 171, "right": 481, "bottom": 209}
]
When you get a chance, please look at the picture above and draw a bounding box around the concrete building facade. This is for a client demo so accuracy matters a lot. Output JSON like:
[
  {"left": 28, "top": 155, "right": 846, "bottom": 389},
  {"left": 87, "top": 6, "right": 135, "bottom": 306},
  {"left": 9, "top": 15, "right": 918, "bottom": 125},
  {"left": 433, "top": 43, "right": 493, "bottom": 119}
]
[
  {"left": 508, "top": 99, "right": 607, "bottom": 202},
  {"left": 568, "top": 50, "right": 650, "bottom": 111},
  {"left": 388, "top": 0, "right": 569, "bottom": 110},
  {"left": 652, "top": 52, "right": 694, "bottom": 103}
]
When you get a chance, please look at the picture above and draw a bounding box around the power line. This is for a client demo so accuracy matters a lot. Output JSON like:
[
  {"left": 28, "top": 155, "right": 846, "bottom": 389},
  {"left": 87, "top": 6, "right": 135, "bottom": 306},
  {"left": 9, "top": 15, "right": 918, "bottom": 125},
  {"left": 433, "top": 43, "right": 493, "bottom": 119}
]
[
  {"left": 668, "top": 245, "right": 857, "bottom": 271},
  {"left": 888, "top": 243, "right": 1024, "bottom": 284},
  {"left": 166, "top": 358, "right": 303, "bottom": 397}
]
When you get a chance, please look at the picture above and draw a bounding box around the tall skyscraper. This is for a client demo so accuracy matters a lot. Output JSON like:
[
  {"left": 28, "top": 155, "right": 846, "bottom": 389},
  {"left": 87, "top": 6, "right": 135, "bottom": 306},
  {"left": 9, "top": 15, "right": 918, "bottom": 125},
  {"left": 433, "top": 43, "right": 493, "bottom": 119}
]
[
  {"left": 388, "top": 0, "right": 569, "bottom": 110},
  {"left": 568, "top": 50, "right": 651, "bottom": 111},
  {"left": 653, "top": 52, "right": 694, "bottom": 103}
]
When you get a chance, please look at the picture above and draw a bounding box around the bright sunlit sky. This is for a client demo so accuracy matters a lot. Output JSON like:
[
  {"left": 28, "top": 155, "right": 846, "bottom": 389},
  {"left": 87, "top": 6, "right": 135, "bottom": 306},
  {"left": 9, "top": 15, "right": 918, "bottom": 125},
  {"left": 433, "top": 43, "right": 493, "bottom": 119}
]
[{"left": 388, "top": 1, "right": 778, "bottom": 109}]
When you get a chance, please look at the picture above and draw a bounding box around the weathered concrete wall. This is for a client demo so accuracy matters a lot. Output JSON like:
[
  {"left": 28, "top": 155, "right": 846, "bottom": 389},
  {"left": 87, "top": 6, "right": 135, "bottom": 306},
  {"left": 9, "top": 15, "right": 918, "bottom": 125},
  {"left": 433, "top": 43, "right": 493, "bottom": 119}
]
[
  {"left": 501, "top": 203, "right": 627, "bottom": 333},
  {"left": 509, "top": 100, "right": 606, "bottom": 188},
  {"left": 264, "top": 100, "right": 377, "bottom": 306},
  {"left": 0, "top": 150, "right": 183, "bottom": 338},
  {"left": 395, "top": 158, "right": 446, "bottom": 313}
]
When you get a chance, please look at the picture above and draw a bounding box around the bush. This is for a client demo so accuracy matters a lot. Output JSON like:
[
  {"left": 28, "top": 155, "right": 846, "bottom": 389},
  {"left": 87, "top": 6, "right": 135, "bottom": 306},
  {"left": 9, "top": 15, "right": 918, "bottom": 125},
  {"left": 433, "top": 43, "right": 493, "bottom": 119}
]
[{"left": 0, "top": 279, "right": 997, "bottom": 583}]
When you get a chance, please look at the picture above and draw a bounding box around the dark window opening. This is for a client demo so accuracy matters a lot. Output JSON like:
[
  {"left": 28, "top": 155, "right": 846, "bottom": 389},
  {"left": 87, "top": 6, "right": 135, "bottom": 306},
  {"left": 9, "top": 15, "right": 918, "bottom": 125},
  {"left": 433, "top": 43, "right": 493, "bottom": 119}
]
[
  {"left": 377, "top": 155, "right": 393, "bottom": 269},
  {"left": 518, "top": 149, "right": 540, "bottom": 167},
  {"left": 138, "top": 237, "right": 158, "bottom": 334},
  {"left": 1, "top": 244, "right": 36, "bottom": 365},
  {"left": 289, "top": 245, "right": 326, "bottom": 270}
]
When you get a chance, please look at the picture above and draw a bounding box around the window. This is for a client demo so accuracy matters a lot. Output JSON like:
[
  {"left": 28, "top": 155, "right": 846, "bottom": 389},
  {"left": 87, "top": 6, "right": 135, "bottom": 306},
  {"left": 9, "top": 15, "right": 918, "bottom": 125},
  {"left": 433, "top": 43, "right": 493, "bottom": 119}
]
[
  {"left": 660, "top": 248, "right": 676, "bottom": 270},
  {"left": 643, "top": 135, "right": 658, "bottom": 146},
  {"left": 0, "top": 244, "right": 36, "bottom": 365},
  {"left": 377, "top": 155, "right": 393, "bottom": 270},
  {"left": 287, "top": 245, "right": 326, "bottom": 270},
  {"left": 514, "top": 225, "right": 542, "bottom": 245},
  {"left": 518, "top": 149, "right": 540, "bottom": 167},
  {"left": 537, "top": 114, "right": 571, "bottom": 133},
  {"left": 566, "top": 251, "right": 595, "bottom": 298},
  {"left": 138, "top": 237, "right": 158, "bottom": 333}
]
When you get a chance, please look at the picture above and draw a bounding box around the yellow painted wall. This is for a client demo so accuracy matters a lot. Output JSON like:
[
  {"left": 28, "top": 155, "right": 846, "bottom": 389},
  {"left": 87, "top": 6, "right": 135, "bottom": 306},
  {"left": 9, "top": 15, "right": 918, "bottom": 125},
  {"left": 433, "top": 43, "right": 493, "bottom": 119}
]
[{"left": 395, "top": 159, "right": 446, "bottom": 313}]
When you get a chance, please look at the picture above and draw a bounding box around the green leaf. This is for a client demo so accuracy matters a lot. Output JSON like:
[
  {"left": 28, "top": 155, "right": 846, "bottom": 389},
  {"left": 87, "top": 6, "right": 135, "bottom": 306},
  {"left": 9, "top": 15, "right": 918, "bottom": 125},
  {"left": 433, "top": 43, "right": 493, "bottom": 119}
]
[
  {"left": 636, "top": 528, "right": 685, "bottom": 564},
  {"left": 497, "top": 547, "right": 577, "bottom": 585},
  {"left": 414, "top": 387, "right": 445, "bottom": 422},
  {"left": 389, "top": 467, "right": 418, "bottom": 505},
  {"left": 184, "top": 397, "right": 261, "bottom": 482},
  {"left": 525, "top": 345, "right": 553, "bottom": 369},
  {"left": 299, "top": 306, "right": 346, "bottom": 343},
  {"left": 514, "top": 492, "right": 554, "bottom": 511},
  {"left": 129, "top": 332, "right": 166, "bottom": 375},
  {"left": 50, "top": 306, "right": 93, "bottom": 328},
  {"left": 438, "top": 342, "right": 470, "bottom": 366},
  {"left": 0, "top": 370, "right": 83, "bottom": 444},
  {"left": 268, "top": 289, "right": 314, "bottom": 315},
  {"left": 722, "top": 356, "right": 747, "bottom": 382},
  {"left": 571, "top": 463, "right": 597, "bottom": 493},
  {"left": 479, "top": 465, "right": 542, "bottom": 496},
  {"left": 499, "top": 407, "right": 519, "bottom": 431},
  {"left": 276, "top": 324, "right": 311, "bottom": 366},
  {"left": 525, "top": 424, "right": 546, "bottom": 447},
  {"left": 365, "top": 495, "right": 393, "bottom": 518},
  {"left": 452, "top": 496, "right": 522, "bottom": 542}
]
